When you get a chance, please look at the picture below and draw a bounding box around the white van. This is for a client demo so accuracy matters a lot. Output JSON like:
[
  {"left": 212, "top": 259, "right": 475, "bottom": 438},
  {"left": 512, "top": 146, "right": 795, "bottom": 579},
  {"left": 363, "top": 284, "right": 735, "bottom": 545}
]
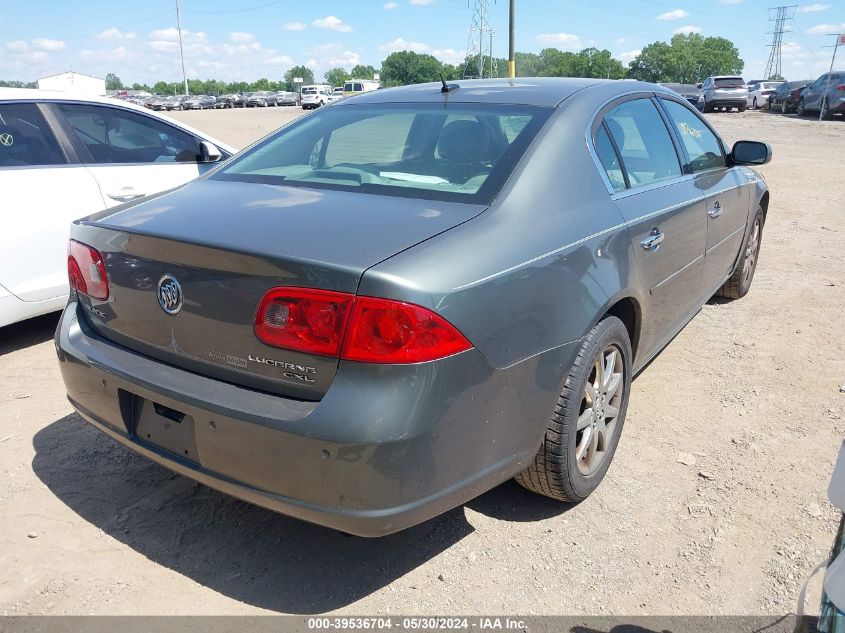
[
  {"left": 300, "top": 84, "right": 333, "bottom": 110},
  {"left": 343, "top": 79, "right": 380, "bottom": 98}
]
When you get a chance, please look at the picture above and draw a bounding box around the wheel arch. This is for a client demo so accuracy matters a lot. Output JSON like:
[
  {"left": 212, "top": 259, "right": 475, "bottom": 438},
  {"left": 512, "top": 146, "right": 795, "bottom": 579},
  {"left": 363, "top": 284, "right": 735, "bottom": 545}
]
[{"left": 594, "top": 294, "right": 643, "bottom": 365}]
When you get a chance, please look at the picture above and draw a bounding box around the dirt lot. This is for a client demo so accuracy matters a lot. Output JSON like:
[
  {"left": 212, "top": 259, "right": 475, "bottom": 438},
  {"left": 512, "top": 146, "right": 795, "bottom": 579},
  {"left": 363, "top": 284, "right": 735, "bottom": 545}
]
[{"left": 1, "top": 106, "right": 843, "bottom": 616}]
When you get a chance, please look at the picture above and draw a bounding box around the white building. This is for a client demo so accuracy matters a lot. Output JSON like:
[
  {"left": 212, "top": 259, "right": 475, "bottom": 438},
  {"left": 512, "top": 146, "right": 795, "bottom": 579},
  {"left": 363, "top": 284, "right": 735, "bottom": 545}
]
[{"left": 37, "top": 72, "right": 106, "bottom": 95}]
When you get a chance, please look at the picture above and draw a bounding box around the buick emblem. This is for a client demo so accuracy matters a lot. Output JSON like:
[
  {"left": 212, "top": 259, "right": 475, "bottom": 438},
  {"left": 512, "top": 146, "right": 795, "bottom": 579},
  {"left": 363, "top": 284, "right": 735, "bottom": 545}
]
[{"left": 156, "top": 274, "right": 183, "bottom": 315}]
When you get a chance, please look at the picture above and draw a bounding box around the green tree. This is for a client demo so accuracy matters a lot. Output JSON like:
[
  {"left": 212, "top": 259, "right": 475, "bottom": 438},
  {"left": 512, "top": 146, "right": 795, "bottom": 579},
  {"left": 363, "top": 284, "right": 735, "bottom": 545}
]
[
  {"left": 627, "top": 34, "right": 743, "bottom": 83},
  {"left": 514, "top": 52, "right": 542, "bottom": 77},
  {"left": 283, "top": 65, "right": 315, "bottom": 91},
  {"left": 380, "top": 50, "right": 443, "bottom": 87},
  {"left": 324, "top": 67, "right": 350, "bottom": 87},
  {"left": 105, "top": 73, "right": 123, "bottom": 91},
  {"left": 350, "top": 64, "right": 378, "bottom": 80}
]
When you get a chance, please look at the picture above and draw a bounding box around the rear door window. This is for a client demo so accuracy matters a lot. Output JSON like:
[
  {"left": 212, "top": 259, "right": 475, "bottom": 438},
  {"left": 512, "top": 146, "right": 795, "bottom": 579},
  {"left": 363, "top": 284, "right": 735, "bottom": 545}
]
[
  {"left": 56, "top": 103, "right": 202, "bottom": 164},
  {"left": 593, "top": 124, "right": 626, "bottom": 193},
  {"left": 0, "top": 103, "right": 66, "bottom": 167},
  {"left": 602, "top": 98, "right": 682, "bottom": 189},
  {"left": 660, "top": 99, "right": 726, "bottom": 173}
]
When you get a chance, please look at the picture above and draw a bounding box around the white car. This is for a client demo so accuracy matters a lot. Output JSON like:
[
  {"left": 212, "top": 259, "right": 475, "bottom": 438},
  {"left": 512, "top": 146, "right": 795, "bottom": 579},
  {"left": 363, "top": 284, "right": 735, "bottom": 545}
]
[
  {"left": 0, "top": 89, "right": 234, "bottom": 328},
  {"left": 747, "top": 81, "right": 782, "bottom": 109},
  {"left": 327, "top": 87, "right": 345, "bottom": 103},
  {"left": 300, "top": 84, "right": 334, "bottom": 110}
]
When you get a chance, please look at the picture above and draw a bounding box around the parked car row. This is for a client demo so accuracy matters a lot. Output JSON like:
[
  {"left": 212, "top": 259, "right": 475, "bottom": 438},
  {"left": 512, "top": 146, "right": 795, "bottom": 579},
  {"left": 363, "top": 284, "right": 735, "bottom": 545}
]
[
  {"left": 116, "top": 91, "right": 302, "bottom": 111},
  {"left": 756, "top": 72, "right": 843, "bottom": 119}
]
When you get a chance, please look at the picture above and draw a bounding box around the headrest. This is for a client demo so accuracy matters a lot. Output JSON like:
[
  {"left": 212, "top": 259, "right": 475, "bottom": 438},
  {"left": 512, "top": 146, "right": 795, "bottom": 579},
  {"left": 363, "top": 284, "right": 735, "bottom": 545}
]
[{"left": 437, "top": 120, "right": 490, "bottom": 161}]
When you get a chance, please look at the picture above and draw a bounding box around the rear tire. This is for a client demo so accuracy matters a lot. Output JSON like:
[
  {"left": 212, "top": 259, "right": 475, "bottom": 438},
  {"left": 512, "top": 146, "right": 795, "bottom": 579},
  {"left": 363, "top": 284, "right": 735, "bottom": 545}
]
[
  {"left": 753, "top": 97, "right": 758, "bottom": 109},
  {"left": 781, "top": 100, "right": 788, "bottom": 114},
  {"left": 716, "top": 207, "right": 764, "bottom": 300},
  {"left": 739, "top": 104, "right": 747, "bottom": 112},
  {"left": 515, "top": 316, "right": 632, "bottom": 502},
  {"left": 797, "top": 99, "right": 806, "bottom": 116}
]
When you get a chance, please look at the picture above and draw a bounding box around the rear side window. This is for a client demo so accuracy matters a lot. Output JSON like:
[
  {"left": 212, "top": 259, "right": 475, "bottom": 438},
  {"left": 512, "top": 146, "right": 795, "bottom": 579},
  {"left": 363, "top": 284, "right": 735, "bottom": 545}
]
[
  {"left": 602, "top": 98, "right": 682, "bottom": 189},
  {"left": 0, "top": 103, "right": 65, "bottom": 167},
  {"left": 660, "top": 99, "right": 726, "bottom": 173},
  {"left": 57, "top": 104, "right": 202, "bottom": 165},
  {"left": 594, "top": 124, "right": 626, "bottom": 193}
]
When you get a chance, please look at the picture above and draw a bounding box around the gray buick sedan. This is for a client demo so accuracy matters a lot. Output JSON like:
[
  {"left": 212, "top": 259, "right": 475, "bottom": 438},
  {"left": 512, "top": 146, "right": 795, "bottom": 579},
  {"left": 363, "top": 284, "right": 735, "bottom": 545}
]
[{"left": 56, "top": 78, "right": 771, "bottom": 536}]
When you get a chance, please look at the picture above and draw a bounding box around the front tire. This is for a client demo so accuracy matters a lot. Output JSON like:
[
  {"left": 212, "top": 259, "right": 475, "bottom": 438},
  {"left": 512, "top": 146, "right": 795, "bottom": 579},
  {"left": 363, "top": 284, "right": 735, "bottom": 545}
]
[
  {"left": 797, "top": 99, "right": 806, "bottom": 116},
  {"left": 781, "top": 100, "right": 788, "bottom": 114},
  {"left": 716, "top": 207, "right": 764, "bottom": 300},
  {"left": 516, "top": 316, "right": 632, "bottom": 502},
  {"left": 821, "top": 98, "right": 832, "bottom": 120}
]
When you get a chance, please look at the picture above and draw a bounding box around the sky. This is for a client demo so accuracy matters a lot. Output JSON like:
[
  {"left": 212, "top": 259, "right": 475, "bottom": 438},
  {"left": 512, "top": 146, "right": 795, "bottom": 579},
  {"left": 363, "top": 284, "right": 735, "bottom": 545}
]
[{"left": 1, "top": 0, "right": 843, "bottom": 85}]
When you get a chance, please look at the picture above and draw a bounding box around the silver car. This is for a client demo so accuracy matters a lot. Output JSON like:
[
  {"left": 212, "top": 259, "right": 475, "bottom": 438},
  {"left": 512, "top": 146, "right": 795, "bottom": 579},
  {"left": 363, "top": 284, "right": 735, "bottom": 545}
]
[{"left": 700, "top": 76, "right": 748, "bottom": 113}]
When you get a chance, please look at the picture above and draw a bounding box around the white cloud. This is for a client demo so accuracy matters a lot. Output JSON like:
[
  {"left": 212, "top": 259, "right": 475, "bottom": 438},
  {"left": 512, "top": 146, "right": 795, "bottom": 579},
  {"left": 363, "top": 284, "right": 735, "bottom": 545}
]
[
  {"left": 379, "top": 37, "right": 430, "bottom": 53},
  {"left": 383, "top": 2, "right": 399, "bottom": 8},
  {"left": 798, "top": 4, "right": 831, "bottom": 12},
  {"left": 265, "top": 55, "right": 294, "bottom": 66},
  {"left": 432, "top": 48, "right": 465, "bottom": 64},
  {"left": 535, "top": 32, "right": 583, "bottom": 49},
  {"left": 616, "top": 37, "right": 627, "bottom": 44},
  {"left": 149, "top": 28, "right": 207, "bottom": 43},
  {"left": 806, "top": 22, "right": 845, "bottom": 34},
  {"left": 228, "top": 32, "right": 255, "bottom": 43},
  {"left": 32, "top": 38, "right": 65, "bottom": 51},
  {"left": 673, "top": 25, "right": 702, "bottom": 34},
  {"left": 312, "top": 16, "right": 352, "bottom": 33},
  {"left": 409, "top": 0, "right": 434, "bottom": 4},
  {"left": 282, "top": 21, "right": 307, "bottom": 31},
  {"left": 97, "top": 28, "right": 136, "bottom": 41},
  {"left": 615, "top": 49, "right": 641, "bottom": 63},
  {"left": 657, "top": 9, "right": 689, "bottom": 21}
]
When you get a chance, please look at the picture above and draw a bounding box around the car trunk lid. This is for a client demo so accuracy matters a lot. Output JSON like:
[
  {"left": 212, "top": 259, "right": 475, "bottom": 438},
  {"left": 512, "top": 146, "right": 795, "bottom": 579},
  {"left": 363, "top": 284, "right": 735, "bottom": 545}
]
[{"left": 74, "top": 179, "right": 485, "bottom": 400}]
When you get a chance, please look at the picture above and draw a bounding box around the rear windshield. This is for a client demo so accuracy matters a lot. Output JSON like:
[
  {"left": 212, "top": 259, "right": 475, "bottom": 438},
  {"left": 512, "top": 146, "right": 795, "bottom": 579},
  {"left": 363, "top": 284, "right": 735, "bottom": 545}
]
[
  {"left": 302, "top": 87, "right": 317, "bottom": 94},
  {"left": 213, "top": 103, "right": 551, "bottom": 204},
  {"left": 714, "top": 78, "right": 745, "bottom": 88}
]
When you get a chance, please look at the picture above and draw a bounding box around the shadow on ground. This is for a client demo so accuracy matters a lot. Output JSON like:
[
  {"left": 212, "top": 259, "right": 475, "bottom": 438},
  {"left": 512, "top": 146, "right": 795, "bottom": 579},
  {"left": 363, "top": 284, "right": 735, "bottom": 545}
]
[
  {"left": 33, "top": 413, "right": 571, "bottom": 613},
  {"left": 0, "top": 312, "right": 60, "bottom": 356}
]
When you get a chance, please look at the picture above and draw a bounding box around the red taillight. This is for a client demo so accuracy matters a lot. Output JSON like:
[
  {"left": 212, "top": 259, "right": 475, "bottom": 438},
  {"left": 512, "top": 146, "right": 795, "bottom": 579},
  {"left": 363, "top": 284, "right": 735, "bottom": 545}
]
[
  {"left": 837, "top": 84, "right": 845, "bottom": 91},
  {"left": 254, "top": 287, "right": 354, "bottom": 357},
  {"left": 254, "top": 287, "right": 472, "bottom": 363},
  {"left": 68, "top": 240, "right": 109, "bottom": 300},
  {"left": 342, "top": 296, "right": 472, "bottom": 363}
]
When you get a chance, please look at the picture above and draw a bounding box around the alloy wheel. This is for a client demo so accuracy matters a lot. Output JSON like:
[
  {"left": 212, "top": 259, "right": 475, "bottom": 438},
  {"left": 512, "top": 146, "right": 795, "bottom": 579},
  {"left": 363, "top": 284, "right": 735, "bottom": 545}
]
[
  {"left": 576, "top": 344, "right": 624, "bottom": 476},
  {"left": 797, "top": 100, "right": 805, "bottom": 116},
  {"left": 742, "top": 217, "right": 762, "bottom": 286}
]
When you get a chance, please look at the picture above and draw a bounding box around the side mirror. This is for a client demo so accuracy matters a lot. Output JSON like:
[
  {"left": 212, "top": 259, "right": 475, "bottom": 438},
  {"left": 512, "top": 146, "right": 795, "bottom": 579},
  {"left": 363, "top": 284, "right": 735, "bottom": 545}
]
[
  {"left": 731, "top": 140, "right": 772, "bottom": 166},
  {"left": 696, "top": 83, "right": 702, "bottom": 89},
  {"left": 200, "top": 140, "right": 222, "bottom": 163}
]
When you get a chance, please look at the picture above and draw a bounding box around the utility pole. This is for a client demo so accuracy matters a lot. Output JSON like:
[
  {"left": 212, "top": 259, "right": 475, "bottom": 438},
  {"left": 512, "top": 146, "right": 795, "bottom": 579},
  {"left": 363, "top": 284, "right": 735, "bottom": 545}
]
[
  {"left": 508, "top": 0, "right": 515, "bottom": 79},
  {"left": 463, "top": 0, "right": 497, "bottom": 79},
  {"left": 175, "top": 0, "right": 189, "bottom": 96},
  {"left": 819, "top": 32, "right": 844, "bottom": 121},
  {"left": 764, "top": 5, "right": 797, "bottom": 80}
]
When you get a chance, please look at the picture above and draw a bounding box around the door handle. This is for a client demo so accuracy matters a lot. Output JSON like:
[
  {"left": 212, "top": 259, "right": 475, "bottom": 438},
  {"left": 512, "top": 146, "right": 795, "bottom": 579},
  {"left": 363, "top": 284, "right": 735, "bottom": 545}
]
[
  {"left": 641, "top": 227, "right": 665, "bottom": 251},
  {"left": 108, "top": 188, "right": 146, "bottom": 202},
  {"left": 708, "top": 201, "right": 722, "bottom": 218}
]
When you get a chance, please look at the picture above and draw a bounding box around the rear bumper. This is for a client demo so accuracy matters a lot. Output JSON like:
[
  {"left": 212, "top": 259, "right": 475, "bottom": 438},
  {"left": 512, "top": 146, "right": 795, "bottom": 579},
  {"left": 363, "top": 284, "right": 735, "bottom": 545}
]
[
  {"left": 56, "top": 304, "right": 574, "bottom": 536},
  {"left": 707, "top": 99, "right": 747, "bottom": 108}
]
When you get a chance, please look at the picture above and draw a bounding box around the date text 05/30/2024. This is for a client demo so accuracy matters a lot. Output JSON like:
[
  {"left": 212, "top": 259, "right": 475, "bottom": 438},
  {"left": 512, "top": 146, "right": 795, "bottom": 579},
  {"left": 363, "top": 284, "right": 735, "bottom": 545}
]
[{"left": 307, "top": 618, "right": 528, "bottom": 631}]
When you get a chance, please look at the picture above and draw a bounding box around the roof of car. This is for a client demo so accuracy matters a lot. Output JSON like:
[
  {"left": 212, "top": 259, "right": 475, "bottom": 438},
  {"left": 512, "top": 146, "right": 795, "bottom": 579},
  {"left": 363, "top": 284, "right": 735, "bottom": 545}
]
[
  {"left": 335, "top": 77, "right": 668, "bottom": 107},
  {"left": 0, "top": 88, "right": 235, "bottom": 153}
]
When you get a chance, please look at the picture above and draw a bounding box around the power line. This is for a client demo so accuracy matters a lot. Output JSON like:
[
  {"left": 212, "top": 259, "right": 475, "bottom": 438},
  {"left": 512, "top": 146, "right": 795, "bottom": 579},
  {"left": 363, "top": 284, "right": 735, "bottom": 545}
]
[
  {"left": 764, "top": 5, "right": 797, "bottom": 80},
  {"left": 463, "top": 0, "right": 497, "bottom": 79}
]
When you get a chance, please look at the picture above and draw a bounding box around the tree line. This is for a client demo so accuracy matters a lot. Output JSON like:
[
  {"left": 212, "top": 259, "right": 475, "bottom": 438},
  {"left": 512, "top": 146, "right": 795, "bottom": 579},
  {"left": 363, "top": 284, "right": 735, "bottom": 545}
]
[{"left": 2, "top": 34, "right": 745, "bottom": 95}]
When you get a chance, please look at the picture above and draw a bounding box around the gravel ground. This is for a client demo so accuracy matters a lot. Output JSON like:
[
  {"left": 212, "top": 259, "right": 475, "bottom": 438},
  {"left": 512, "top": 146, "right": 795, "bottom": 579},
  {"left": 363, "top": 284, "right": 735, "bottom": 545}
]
[{"left": 0, "top": 106, "right": 843, "bottom": 616}]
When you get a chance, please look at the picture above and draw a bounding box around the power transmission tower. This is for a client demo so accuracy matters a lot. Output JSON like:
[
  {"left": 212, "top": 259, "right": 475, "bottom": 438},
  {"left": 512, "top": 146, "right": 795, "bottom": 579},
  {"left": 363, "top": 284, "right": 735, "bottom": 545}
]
[
  {"left": 463, "top": 0, "right": 497, "bottom": 79},
  {"left": 764, "top": 5, "right": 797, "bottom": 80}
]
